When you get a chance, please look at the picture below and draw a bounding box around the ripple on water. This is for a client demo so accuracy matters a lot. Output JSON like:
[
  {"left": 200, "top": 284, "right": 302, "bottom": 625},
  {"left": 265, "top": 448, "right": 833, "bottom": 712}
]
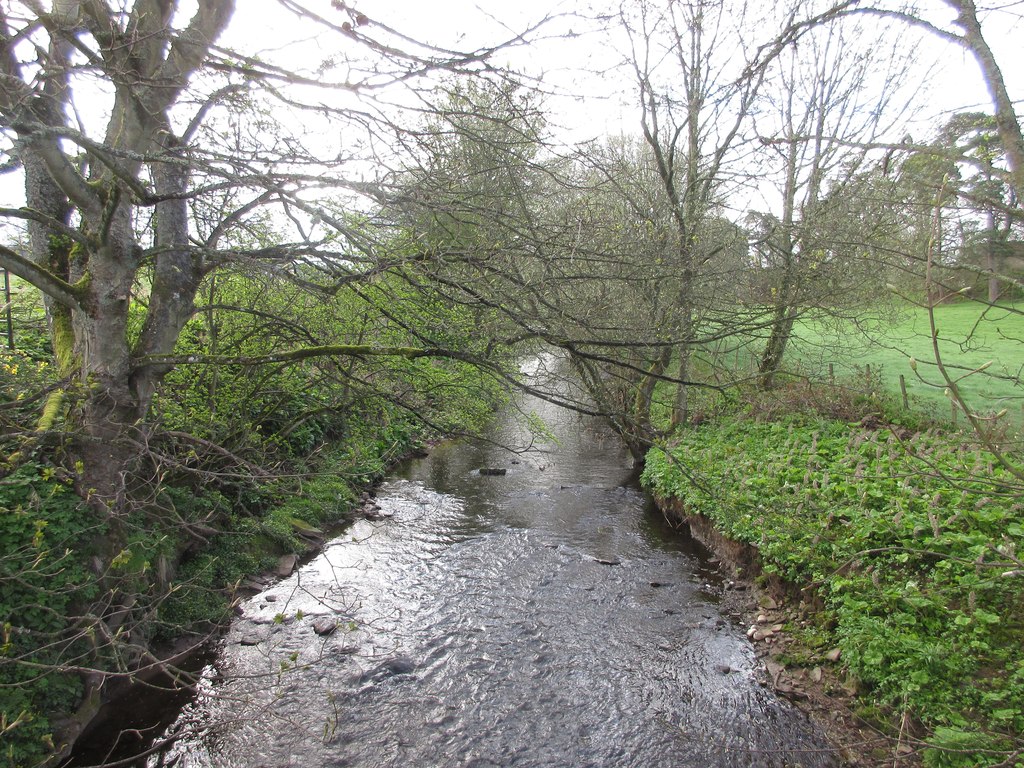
[{"left": 132, "top": 382, "right": 838, "bottom": 768}]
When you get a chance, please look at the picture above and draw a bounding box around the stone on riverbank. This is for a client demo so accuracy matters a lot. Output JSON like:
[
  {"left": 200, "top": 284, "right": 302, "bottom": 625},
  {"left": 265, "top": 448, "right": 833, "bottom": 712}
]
[
  {"left": 313, "top": 619, "right": 337, "bottom": 636},
  {"left": 276, "top": 553, "right": 298, "bottom": 577}
]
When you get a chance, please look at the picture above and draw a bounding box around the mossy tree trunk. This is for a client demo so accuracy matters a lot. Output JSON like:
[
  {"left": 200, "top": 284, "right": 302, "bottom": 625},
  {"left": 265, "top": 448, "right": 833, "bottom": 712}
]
[{"left": 1, "top": 1, "right": 235, "bottom": 512}]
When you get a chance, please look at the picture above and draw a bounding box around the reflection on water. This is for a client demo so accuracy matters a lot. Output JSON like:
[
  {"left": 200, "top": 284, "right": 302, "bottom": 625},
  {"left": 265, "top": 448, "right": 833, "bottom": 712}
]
[{"left": 83, "top": 357, "right": 838, "bottom": 767}]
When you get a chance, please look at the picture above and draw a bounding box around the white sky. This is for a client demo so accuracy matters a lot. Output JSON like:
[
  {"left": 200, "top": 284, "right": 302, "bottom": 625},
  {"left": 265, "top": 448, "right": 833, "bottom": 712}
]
[
  {"left": 220, "top": 0, "right": 1024, "bottom": 137},
  {"left": 209, "top": 1, "right": 1024, "bottom": 225},
  {"left": 2, "top": 1, "right": 1022, "bottom": 225}
]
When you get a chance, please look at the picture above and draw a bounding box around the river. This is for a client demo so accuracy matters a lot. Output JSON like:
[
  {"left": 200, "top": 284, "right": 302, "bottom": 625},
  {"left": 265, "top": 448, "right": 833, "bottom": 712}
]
[{"left": 72, "top": 360, "right": 837, "bottom": 767}]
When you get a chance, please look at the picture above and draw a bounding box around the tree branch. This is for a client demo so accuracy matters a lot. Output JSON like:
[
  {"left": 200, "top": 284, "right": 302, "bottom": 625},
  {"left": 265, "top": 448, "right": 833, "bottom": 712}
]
[
  {"left": 0, "top": 207, "right": 88, "bottom": 245},
  {"left": 136, "top": 344, "right": 465, "bottom": 368},
  {"left": 0, "top": 244, "right": 82, "bottom": 309}
]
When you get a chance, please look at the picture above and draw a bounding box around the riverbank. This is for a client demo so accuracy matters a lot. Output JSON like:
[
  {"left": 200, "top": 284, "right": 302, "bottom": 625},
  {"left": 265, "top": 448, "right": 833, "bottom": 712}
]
[
  {"left": 59, "top": 435, "right": 434, "bottom": 768},
  {"left": 641, "top": 412, "right": 1024, "bottom": 768},
  {"left": 657, "top": 501, "right": 916, "bottom": 767},
  {"left": 80, "top": 387, "right": 840, "bottom": 767},
  {"left": 0, "top": 416, "right": 435, "bottom": 768}
]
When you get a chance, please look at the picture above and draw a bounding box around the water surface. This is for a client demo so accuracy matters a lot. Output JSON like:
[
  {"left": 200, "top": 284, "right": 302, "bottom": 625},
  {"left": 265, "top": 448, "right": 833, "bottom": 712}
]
[{"left": 126, "top": 363, "right": 836, "bottom": 767}]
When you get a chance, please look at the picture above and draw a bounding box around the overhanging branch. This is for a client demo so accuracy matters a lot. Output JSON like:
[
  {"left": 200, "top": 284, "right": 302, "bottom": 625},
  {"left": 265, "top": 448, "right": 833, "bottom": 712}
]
[
  {"left": 0, "top": 207, "right": 88, "bottom": 245},
  {"left": 137, "top": 344, "right": 469, "bottom": 368},
  {"left": 0, "top": 244, "right": 83, "bottom": 309}
]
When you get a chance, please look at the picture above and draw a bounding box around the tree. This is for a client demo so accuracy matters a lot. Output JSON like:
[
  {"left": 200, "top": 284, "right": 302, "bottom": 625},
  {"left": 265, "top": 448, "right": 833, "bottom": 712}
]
[
  {"left": 612, "top": 0, "right": 853, "bottom": 425},
  {"left": 0, "top": 3, "right": 539, "bottom": 760},
  {"left": 750, "top": 15, "right": 911, "bottom": 389},
  {"left": 387, "top": 0, "right": 872, "bottom": 459},
  {"left": 552, "top": 138, "right": 754, "bottom": 456},
  {"left": 932, "top": 0, "right": 1022, "bottom": 198},
  {"left": 384, "top": 87, "right": 688, "bottom": 460},
  {"left": 1, "top": 0, "right": 234, "bottom": 504},
  {"left": 0, "top": 1, "right": 539, "bottom": 506},
  {"left": 937, "top": 112, "right": 1020, "bottom": 302},
  {"left": 853, "top": 0, "right": 1023, "bottom": 404},
  {"left": 555, "top": 136, "right": 694, "bottom": 458}
]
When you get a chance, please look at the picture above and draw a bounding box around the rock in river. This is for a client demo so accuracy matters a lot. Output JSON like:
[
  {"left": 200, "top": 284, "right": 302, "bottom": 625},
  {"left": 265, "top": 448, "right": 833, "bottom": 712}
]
[
  {"left": 313, "top": 619, "right": 337, "bottom": 637},
  {"left": 360, "top": 656, "right": 417, "bottom": 683}
]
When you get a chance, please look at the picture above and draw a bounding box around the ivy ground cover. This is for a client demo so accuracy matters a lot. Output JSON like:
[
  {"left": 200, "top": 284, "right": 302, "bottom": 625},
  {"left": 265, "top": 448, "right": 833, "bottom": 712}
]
[{"left": 642, "top": 414, "right": 1024, "bottom": 766}]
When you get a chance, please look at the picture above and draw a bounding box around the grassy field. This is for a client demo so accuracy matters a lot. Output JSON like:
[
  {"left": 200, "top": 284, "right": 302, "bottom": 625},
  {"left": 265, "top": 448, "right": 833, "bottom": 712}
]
[
  {"left": 788, "top": 301, "right": 1024, "bottom": 427},
  {"left": 651, "top": 300, "right": 1024, "bottom": 766}
]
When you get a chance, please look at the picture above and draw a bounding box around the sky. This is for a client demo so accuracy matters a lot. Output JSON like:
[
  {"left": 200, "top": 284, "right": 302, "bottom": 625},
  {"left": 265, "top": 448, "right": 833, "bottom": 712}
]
[
  {"left": 208, "top": 0, "right": 1024, "bottom": 222},
  {"left": 217, "top": 0, "right": 619, "bottom": 138},
  {"left": 218, "top": 0, "right": 1024, "bottom": 138},
  {"left": 1, "top": 1, "right": 1022, "bottom": 227}
]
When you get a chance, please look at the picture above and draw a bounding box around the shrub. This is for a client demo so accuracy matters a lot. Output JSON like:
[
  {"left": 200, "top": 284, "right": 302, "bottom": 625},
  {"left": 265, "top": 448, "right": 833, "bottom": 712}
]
[{"left": 642, "top": 413, "right": 1024, "bottom": 764}]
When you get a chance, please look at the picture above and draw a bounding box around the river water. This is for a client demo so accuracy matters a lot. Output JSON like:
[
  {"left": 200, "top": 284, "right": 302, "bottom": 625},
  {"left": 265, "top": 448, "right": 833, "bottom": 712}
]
[{"left": 78, "top": 361, "right": 838, "bottom": 767}]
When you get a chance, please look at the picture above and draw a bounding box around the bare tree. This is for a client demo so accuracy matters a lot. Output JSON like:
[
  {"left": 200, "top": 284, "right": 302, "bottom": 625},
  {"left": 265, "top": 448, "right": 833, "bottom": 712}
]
[
  {"left": 615, "top": 0, "right": 846, "bottom": 424},
  {"left": 751, "top": 15, "right": 913, "bottom": 389},
  {"left": 0, "top": 3, "right": 541, "bottom": 761}
]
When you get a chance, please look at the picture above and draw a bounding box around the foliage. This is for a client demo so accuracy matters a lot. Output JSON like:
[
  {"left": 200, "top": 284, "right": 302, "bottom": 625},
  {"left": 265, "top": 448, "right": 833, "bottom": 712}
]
[
  {"left": 0, "top": 463, "right": 102, "bottom": 768},
  {"left": 1, "top": 346, "right": 53, "bottom": 435},
  {"left": 150, "top": 406, "right": 441, "bottom": 636},
  {"left": 0, "top": 1, "right": 1013, "bottom": 765},
  {"left": 642, "top": 411, "right": 1024, "bottom": 765},
  {"left": 146, "top": 262, "right": 507, "bottom": 634},
  {"left": 0, "top": 233, "right": 508, "bottom": 765}
]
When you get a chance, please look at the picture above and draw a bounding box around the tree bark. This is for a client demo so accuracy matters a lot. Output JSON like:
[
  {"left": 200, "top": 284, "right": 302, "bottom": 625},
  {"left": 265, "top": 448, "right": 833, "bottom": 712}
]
[
  {"left": 986, "top": 209, "right": 1000, "bottom": 303},
  {"left": 945, "top": 0, "right": 1024, "bottom": 201}
]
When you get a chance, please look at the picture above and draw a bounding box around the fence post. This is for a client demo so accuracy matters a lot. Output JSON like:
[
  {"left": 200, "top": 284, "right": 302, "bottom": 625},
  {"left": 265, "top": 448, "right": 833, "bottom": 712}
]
[{"left": 899, "top": 374, "right": 909, "bottom": 410}]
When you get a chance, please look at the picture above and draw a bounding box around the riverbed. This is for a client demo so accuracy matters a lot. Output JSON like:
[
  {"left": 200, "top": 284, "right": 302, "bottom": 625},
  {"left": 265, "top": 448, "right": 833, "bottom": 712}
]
[{"left": 74, "top": 363, "right": 838, "bottom": 767}]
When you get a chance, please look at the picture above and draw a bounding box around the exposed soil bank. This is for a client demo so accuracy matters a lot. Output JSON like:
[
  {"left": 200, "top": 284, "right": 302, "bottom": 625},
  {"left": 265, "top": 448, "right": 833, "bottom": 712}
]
[{"left": 654, "top": 495, "right": 920, "bottom": 768}]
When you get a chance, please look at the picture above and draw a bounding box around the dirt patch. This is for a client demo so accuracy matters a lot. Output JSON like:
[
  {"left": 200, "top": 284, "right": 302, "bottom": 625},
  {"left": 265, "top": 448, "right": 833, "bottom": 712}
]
[{"left": 657, "top": 496, "right": 922, "bottom": 767}]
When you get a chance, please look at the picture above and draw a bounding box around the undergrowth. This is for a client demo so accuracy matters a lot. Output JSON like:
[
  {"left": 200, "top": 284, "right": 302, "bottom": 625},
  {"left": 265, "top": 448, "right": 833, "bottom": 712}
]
[
  {"left": 154, "top": 416, "right": 421, "bottom": 641},
  {"left": 642, "top": 410, "right": 1024, "bottom": 767},
  {"left": 0, "top": 465, "right": 102, "bottom": 768},
  {"left": 0, "top": 420, "right": 421, "bottom": 767}
]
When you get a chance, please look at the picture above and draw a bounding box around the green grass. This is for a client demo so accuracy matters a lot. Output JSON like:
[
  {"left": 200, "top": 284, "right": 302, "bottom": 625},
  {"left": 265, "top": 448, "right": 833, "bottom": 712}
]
[{"left": 788, "top": 301, "right": 1024, "bottom": 427}]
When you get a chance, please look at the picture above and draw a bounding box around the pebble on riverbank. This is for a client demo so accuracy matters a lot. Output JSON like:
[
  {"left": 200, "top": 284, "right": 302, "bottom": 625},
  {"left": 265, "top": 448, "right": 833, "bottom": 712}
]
[
  {"left": 312, "top": 619, "right": 337, "bottom": 636},
  {"left": 276, "top": 553, "right": 298, "bottom": 577}
]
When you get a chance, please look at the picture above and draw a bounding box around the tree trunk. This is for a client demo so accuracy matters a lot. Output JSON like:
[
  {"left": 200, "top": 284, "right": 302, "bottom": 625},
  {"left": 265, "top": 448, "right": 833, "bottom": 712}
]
[
  {"left": 986, "top": 209, "right": 1000, "bottom": 303},
  {"left": 759, "top": 305, "right": 798, "bottom": 391},
  {"left": 948, "top": 0, "right": 1024, "bottom": 200},
  {"left": 670, "top": 263, "right": 696, "bottom": 430},
  {"left": 759, "top": 238, "right": 800, "bottom": 390},
  {"left": 132, "top": 137, "right": 202, "bottom": 409}
]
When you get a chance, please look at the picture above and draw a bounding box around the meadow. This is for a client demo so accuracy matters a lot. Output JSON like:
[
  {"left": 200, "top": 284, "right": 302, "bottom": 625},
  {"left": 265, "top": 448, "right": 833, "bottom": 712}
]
[{"left": 788, "top": 301, "right": 1024, "bottom": 428}]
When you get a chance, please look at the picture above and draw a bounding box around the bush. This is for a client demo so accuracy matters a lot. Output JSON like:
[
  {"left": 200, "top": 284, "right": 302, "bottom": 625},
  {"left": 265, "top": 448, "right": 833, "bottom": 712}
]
[{"left": 0, "top": 463, "right": 103, "bottom": 768}]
